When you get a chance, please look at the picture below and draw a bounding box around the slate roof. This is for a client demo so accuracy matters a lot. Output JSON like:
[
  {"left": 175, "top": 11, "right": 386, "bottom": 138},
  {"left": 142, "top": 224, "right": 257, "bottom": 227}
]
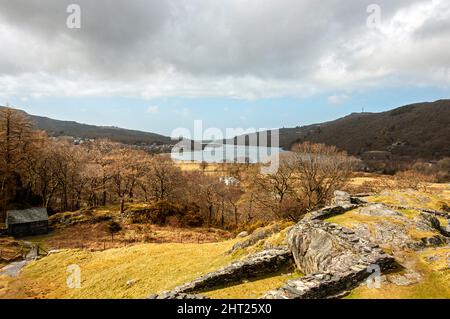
[{"left": 6, "top": 208, "right": 48, "bottom": 226}]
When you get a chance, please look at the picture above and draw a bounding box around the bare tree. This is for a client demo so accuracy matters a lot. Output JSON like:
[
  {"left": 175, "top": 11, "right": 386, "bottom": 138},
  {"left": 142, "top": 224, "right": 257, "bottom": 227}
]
[
  {"left": 146, "top": 156, "right": 181, "bottom": 201},
  {"left": 108, "top": 148, "right": 148, "bottom": 214},
  {"left": 291, "top": 142, "right": 356, "bottom": 211},
  {"left": 0, "top": 108, "right": 34, "bottom": 219},
  {"left": 252, "top": 157, "right": 301, "bottom": 220}
]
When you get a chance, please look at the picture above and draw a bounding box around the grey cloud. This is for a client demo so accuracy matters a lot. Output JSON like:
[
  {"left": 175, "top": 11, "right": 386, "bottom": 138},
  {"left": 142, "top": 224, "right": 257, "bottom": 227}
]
[{"left": 0, "top": 0, "right": 448, "bottom": 98}]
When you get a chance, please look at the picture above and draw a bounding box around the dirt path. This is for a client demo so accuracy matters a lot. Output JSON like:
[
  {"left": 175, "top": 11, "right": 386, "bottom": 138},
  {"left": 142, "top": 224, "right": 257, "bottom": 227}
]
[
  {"left": 0, "top": 260, "right": 29, "bottom": 277},
  {"left": 0, "top": 241, "right": 39, "bottom": 278}
]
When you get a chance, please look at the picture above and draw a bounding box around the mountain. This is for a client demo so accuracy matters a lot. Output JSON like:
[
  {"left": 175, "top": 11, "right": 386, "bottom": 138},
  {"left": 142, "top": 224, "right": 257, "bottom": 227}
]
[
  {"left": 3, "top": 99, "right": 449, "bottom": 159},
  {"left": 0, "top": 106, "right": 173, "bottom": 146},
  {"left": 236, "top": 99, "right": 450, "bottom": 159}
]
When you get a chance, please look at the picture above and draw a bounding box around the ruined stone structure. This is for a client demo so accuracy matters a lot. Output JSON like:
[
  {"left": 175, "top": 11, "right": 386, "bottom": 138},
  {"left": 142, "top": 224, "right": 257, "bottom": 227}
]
[
  {"left": 149, "top": 247, "right": 293, "bottom": 298},
  {"left": 147, "top": 191, "right": 449, "bottom": 299},
  {"left": 263, "top": 219, "right": 396, "bottom": 299}
]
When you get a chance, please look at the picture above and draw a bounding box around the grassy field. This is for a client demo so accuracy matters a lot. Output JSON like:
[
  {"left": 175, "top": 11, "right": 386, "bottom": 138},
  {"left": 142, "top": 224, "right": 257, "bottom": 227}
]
[
  {"left": 367, "top": 189, "right": 450, "bottom": 211},
  {"left": 203, "top": 271, "right": 301, "bottom": 299},
  {"left": 43, "top": 204, "right": 232, "bottom": 252},
  {"left": 0, "top": 218, "right": 296, "bottom": 299},
  {"left": 0, "top": 240, "right": 240, "bottom": 299},
  {"left": 1, "top": 181, "right": 448, "bottom": 299},
  {"left": 346, "top": 247, "right": 450, "bottom": 299}
]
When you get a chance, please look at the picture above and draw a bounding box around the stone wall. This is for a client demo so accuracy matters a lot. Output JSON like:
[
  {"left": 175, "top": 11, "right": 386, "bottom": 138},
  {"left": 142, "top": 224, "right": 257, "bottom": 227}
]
[
  {"left": 146, "top": 192, "right": 402, "bottom": 300},
  {"left": 149, "top": 247, "right": 293, "bottom": 298},
  {"left": 304, "top": 204, "right": 359, "bottom": 221},
  {"left": 383, "top": 203, "right": 450, "bottom": 219},
  {"left": 263, "top": 219, "right": 396, "bottom": 299},
  {"left": 264, "top": 268, "right": 374, "bottom": 299}
]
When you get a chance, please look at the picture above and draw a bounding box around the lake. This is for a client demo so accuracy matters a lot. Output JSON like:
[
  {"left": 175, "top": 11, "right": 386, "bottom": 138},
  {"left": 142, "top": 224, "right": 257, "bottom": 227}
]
[{"left": 171, "top": 144, "right": 283, "bottom": 164}]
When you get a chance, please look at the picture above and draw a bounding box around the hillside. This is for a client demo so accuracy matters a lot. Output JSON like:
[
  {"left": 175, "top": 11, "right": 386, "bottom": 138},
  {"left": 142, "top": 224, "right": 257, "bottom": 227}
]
[
  {"left": 2, "top": 99, "right": 449, "bottom": 158},
  {"left": 237, "top": 100, "right": 450, "bottom": 159},
  {"left": 1, "top": 185, "right": 449, "bottom": 299},
  {"left": 0, "top": 106, "right": 173, "bottom": 146}
]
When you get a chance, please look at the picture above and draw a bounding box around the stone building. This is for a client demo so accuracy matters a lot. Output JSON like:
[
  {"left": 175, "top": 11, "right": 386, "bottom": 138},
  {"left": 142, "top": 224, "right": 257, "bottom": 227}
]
[{"left": 6, "top": 208, "right": 49, "bottom": 237}]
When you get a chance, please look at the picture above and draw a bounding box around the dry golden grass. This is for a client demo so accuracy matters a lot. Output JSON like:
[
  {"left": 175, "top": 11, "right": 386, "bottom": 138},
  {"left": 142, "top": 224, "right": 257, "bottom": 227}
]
[
  {"left": 346, "top": 247, "right": 450, "bottom": 299},
  {"left": 43, "top": 204, "right": 233, "bottom": 252},
  {"left": 29, "top": 221, "right": 232, "bottom": 253},
  {"left": 0, "top": 240, "right": 240, "bottom": 299},
  {"left": 174, "top": 162, "right": 225, "bottom": 173},
  {"left": 0, "top": 237, "right": 23, "bottom": 268},
  {"left": 203, "top": 271, "right": 301, "bottom": 299},
  {"left": 367, "top": 188, "right": 450, "bottom": 211}
]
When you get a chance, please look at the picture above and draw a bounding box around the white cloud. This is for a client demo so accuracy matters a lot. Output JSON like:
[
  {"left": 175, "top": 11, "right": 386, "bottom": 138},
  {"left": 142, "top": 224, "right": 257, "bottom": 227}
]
[
  {"left": 146, "top": 105, "right": 159, "bottom": 114},
  {"left": 0, "top": 0, "right": 448, "bottom": 100},
  {"left": 328, "top": 94, "right": 350, "bottom": 105}
]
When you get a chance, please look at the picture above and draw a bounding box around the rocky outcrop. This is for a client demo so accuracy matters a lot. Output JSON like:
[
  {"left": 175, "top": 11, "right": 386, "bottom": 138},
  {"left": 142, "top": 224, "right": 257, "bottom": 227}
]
[
  {"left": 149, "top": 247, "right": 293, "bottom": 298},
  {"left": 357, "top": 203, "right": 403, "bottom": 217},
  {"left": 227, "top": 224, "right": 282, "bottom": 253},
  {"left": 236, "top": 231, "right": 249, "bottom": 238},
  {"left": 345, "top": 204, "right": 450, "bottom": 250},
  {"left": 288, "top": 220, "right": 395, "bottom": 275},
  {"left": 353, "top": 222, "right": 418, "bottom": 249},
  {"left": 264, "top": 219, "right": 396, "bottom": 299},
  {"left": 414, "top": 212, "right": 450, "bottom": 236},
  {"left": 387, "top": 271, "right": 422, "bottom": 286},
  {"left": 145, "top": 192, "right": 447, "bottom": 300},
  {"left": 332, "top": 191, "right": 352, "bottom": 206}
]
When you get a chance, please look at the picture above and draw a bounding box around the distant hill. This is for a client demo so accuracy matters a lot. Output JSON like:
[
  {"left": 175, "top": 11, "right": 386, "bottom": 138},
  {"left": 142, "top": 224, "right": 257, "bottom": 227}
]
[
  {"left": 2, "top": 99, "right": 449, "bottom": 159},
  {"left": 0, "top": 106, "right": 173, "bottom": 146},
  {"left": 235, "top": 100, "right": 450, "bottom": 159}
]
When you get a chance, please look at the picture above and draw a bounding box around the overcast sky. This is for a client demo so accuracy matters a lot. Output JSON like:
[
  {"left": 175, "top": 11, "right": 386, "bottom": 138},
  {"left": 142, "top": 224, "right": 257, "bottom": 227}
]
[{"left": 0, "top": 0, "right": 449, "bottom": 136}]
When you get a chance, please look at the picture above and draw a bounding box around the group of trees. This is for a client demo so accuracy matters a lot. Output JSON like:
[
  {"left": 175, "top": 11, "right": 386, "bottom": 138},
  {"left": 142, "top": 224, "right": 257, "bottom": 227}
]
[
  {"left": 0, "top": 108, "right": 184, "bottom": 220},
  {"left": 0, "top": 107, "right": 357, "bottom": 227},
  {"left": 252, "top": 143, "right": 357, "bottom": 221}
]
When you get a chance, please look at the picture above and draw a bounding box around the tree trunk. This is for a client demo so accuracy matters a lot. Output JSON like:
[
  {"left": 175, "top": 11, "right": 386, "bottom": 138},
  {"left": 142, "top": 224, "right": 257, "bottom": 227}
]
[
  {"left": 120, "top": 197, "right": 125, "bottom": 214},
  {"left": 208, "top": 205, "right": 213, "bottom": 227},
  {"left": 221, "top": 199, "right": 224, "bottom": 227},
  {"left": 102, "top": 190, "right": 107, "bottom": 206}
]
